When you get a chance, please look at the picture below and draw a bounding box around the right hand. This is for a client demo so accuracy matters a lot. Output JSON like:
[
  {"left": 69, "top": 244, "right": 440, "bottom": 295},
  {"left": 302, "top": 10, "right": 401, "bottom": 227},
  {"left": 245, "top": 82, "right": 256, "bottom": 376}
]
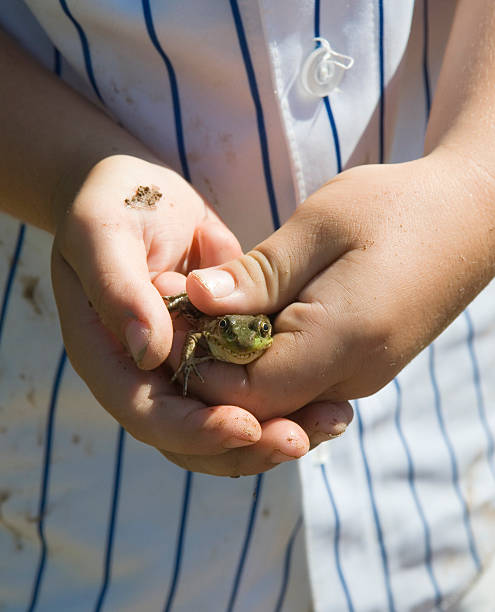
[{"left": 51, "top": 154, "right": 352, "bottom": 476}]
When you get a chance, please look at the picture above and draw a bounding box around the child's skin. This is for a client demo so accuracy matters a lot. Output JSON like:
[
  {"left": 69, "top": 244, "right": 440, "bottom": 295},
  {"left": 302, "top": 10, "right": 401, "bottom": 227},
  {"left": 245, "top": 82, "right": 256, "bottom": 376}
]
[{"left": 2, "top": 0, "right": 495, "bottom": 477}]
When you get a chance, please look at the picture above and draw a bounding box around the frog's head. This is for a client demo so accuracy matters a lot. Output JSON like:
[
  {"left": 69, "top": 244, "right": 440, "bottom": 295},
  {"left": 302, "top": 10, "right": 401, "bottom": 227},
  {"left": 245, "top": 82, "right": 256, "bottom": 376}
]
[{"left": 207, "top": 314, "right": 273, "bottom": 364}]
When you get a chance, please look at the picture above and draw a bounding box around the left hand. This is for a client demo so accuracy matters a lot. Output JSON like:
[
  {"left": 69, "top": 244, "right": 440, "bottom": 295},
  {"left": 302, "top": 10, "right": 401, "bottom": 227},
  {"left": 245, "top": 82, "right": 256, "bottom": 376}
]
[{"left": 182, "top": 150, "right": 495, "bottom": 416}]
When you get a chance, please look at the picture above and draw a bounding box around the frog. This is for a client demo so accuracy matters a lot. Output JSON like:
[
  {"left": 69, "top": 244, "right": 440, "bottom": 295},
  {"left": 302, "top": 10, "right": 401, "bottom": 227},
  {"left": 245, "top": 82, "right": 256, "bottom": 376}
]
[{"left": 163, "top": 292, "right": 273, "bottom": 396}]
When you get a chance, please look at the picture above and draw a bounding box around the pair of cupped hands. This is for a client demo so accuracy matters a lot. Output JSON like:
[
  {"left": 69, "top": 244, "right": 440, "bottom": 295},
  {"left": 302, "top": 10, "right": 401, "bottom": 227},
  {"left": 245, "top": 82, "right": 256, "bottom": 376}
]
[{"left": 51, "top": 151, "right": 493, "bottom": 476}]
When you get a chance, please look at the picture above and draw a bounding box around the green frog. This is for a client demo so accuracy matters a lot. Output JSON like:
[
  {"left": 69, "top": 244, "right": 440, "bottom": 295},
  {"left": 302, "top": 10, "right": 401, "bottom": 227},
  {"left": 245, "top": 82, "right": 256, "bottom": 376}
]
[{"left": 163, "top": 292, "right": 272, "bottom": 396}]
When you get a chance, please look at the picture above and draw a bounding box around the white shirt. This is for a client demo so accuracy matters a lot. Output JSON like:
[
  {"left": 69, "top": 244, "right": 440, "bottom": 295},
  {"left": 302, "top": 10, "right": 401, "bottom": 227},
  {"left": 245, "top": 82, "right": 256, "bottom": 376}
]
[{"left": 1, "top": 1, "right": 495, "bottom": 610}]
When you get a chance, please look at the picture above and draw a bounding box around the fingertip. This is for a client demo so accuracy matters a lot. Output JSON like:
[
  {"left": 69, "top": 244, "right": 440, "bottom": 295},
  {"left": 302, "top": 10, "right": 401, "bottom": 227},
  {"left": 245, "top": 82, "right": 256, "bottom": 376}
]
[
  {"left": 126, "top": 290, "right": 174, "bottom": 370},
  {"left": 184, "top": 218, "right": 242, "bottom": 308},
  {"left": 339, "top": 401, "right": 354, "bottom": 426},
  {"left": 219, "top": 410, "right": 262, "bottom": 448},
  {"left": 291, "top": 400, "right": 354, "bottom": 444},
  {"left": 183, "top": 267, "right": 228, "bottom": 315},
  {"left": 182, "top": 404, "right": 262, "bottom": 454},
  {"left": 153, "top": 270, "right": 186, "bottom": 297},
  {"left": 261, "top": 418, "right": 310, "bottom": 461},
  {"left": 187, "top": 266, "right": 236, "bottom": 299}
]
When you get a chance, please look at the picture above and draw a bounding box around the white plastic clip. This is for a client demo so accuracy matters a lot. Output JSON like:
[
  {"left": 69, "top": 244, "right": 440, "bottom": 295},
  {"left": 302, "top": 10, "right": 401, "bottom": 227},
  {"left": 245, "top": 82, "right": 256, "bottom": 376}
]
[{"left": 301, "top": 37, "right": 354, "bottom": 97}]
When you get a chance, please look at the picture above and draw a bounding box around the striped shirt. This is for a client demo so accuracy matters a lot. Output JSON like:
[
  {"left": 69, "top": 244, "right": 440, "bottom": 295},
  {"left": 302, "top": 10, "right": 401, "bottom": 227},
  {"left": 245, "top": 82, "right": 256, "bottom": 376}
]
[{"left": 1, "top": 1, "right": 495, "bottom": 610}]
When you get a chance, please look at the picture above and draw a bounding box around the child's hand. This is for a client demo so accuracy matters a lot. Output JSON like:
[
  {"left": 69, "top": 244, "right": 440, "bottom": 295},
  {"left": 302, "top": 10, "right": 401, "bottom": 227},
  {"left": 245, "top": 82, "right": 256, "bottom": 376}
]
[
  {"left": 52, "top": 155, "right": 242, "bottom": 371},
  {"left": 51, "top": 155, "right": 352, "bottom": 476},
  {"left": 185, "top": 150, "right": 495, "bottom": 416}
]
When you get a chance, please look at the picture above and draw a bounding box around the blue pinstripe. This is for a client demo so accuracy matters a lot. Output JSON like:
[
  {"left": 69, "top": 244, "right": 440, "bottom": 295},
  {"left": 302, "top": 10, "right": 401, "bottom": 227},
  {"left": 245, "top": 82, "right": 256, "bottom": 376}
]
[
  {"left": 230, "top": 0, "right": 280, "bottom": 230},
  {"left": 140, "top": 8, "right": 195, "bottom": 609},
  {"left": 53, "top": 11, "right": 130, "bottom": 606},
  {"left": 422, "top": 0, "right": 431, "bottom": 121},
  {"left": 322, "top": 98, "right": 342, "bottom": 174},
  {"left": 378, "top": 0, "right": 385, "bottom": 163},
  {"left": 26, "top": 348, "right": 67, "bottom": 612},
  {"left": 315, "top": 2, "right": 394, "bottom": 607},
  {"left": 23, "top": 43, "right": 67, "bottom": 612},
  {"left": 162, "top": 470, "right": 193, "bottom": 612},
  {"left": 314, "top": 0, "right": 342, "bottom": 173},
  {"left": 225, "top": 6, "right": 287, "bottom": 606},
  {"left": 274, "top": 515, "right": 303, "bottom": 612},
  {"left": 0, "top": 223, "right": 25, "bottom": 345},
  {"left": 53, "top": 47, "right": 62, "bottom": 77},
  {"left": 59, "top": 0, "right": 104, "bottom": 103},
  {"left": 390, "top": 9, "right": 444, "bottom": 583},
  {"left": 320, "top": 464, "right": 355, "bottom": 612},
  {"left": 421, "top": 8, "right": 482, "bottom": 574},
  {"left": 314, "top": 0, "right": 321, "bottom": 40},
  {"left": 393, "top": 379, "right": 442, "bottom": 607},
  {"left": 94, "top": 426, "right": 126, "bottom": 612},
  {"left": 226, "top": 475, "right": 263, "bottom": 612},
  {"left": 317, "top": 1, "right": 393, "bottom": 606},
  {"left": 362, "top": 7, "right": 396, "bottom": 606},
  {"left": 142, "top": 0, "right": 191, "bottom": 183},
  {"left": 355, "top": 402, "right": 396, "bottom": 612},
  {"left": 464, "top": 310, "right": 495, "bottom": 481},
  {"left": 428, "top": 344, "right": 481, "bottom": 571},
  {"left": 221, "top": 6, "right": 287, "bottom": 608}
]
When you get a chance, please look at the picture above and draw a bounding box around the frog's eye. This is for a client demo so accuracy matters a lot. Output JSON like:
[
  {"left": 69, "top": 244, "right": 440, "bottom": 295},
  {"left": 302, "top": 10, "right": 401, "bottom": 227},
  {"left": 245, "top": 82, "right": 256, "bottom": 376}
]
[
  {"left": 260, "top": 321, "right": 271, "bottom": 336},
  {"left": 219, "top": 318, "right": 229, "bottom": 331}
]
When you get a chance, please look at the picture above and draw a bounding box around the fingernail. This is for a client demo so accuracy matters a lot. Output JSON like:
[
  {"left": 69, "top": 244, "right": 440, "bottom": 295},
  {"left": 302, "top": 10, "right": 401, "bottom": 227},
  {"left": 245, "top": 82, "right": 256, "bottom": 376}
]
[
  {"left": 223, "top": 436, "right": 257, "bottom": 449},
  {"left": 192, "top": 268, "right": 235, "bottom": 298},
  {"left": 311, "top": 430, "right": 345, "bottom": 446},
  {"left": 270, "top": 450, "right": 296, "bottom": 464},
  {"left": 125, "top": 320, "right": 151, "bottom": 364}
]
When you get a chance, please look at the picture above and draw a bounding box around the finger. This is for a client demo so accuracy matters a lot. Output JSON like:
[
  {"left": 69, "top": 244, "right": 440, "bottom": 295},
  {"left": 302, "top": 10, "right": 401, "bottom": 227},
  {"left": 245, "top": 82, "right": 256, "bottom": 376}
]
[
  {"left": 152, "top": 217, "right": 240, "bottom": 295},
  {"left": 289, "top": 400, "right": 353, "bottom": 448},
  {"left": 51, "top": 249, "right": 262, "bottom": 455},
  {"left": 195, "top": 217, "right": 243, "bottom": 267},
  {"left": 153, "top": 270, "right": 187, "bottom": 298},
  {"left": 185, "top": 183, "right": 355, "bottom": 315},
  {"left": 161, "top": 417, "right": 310, "bottom": 477},
  {"left": 54, "top": 201, "right": 176, "bottom": 368}
]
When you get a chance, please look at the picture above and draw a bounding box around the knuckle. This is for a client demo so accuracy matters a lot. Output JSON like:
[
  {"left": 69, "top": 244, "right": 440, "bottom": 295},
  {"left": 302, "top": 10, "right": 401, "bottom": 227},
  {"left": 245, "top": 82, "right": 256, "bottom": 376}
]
[
  {"left": 241, "top": 248, "right": 277, "bottom": 302},
  {"left": 243, "top": 246, "right": 290, "bottom": 308}
]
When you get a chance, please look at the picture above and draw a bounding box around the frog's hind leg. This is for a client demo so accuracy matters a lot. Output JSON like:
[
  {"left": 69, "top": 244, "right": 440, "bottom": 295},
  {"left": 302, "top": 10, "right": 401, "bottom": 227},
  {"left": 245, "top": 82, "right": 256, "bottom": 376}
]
[{"left": 171, "top": 330, "right": 213, "bottom": 396}]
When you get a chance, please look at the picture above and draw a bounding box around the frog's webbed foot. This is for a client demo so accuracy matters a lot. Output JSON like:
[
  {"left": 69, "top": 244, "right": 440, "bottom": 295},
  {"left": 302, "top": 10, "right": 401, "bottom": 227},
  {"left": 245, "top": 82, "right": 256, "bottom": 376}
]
[{"left": 171, "top": 355, "right": 213, "bottom": 396}]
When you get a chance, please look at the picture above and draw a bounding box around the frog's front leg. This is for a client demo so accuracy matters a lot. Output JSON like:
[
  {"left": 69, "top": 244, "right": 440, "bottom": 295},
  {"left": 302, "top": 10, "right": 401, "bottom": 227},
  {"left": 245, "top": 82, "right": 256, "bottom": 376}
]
[
  {"left": 171, "top": 330, "right": 213, "bottom": 396},
  {"left": 163, "top": 292, "right": 188, "bottom": 312}
]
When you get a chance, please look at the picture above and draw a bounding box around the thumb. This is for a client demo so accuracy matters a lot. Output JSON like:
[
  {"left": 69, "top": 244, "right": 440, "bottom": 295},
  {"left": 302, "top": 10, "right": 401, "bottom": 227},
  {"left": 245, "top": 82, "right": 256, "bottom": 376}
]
[
  {"left": 53, "top": 225, "right": 173, "bottom": 370},
  {"left": 186, "top": 197, "right": 351, "bottom": 314},
  {"left": 195, "top": 217, "right": 243, "bottom": 268}
]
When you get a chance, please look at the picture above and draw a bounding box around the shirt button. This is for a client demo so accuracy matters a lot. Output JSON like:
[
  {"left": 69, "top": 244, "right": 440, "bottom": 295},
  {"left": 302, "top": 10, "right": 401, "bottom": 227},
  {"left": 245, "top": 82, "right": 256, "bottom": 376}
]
[{"left": 301, "top": 37, "right": 354, "bottom": 97}]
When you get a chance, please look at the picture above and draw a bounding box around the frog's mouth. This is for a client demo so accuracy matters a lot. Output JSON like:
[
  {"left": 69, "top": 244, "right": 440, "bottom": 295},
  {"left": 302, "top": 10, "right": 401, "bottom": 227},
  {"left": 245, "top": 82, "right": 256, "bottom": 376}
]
[{"left": 207, "top": 336, "right": 272, "bottom": 364}]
